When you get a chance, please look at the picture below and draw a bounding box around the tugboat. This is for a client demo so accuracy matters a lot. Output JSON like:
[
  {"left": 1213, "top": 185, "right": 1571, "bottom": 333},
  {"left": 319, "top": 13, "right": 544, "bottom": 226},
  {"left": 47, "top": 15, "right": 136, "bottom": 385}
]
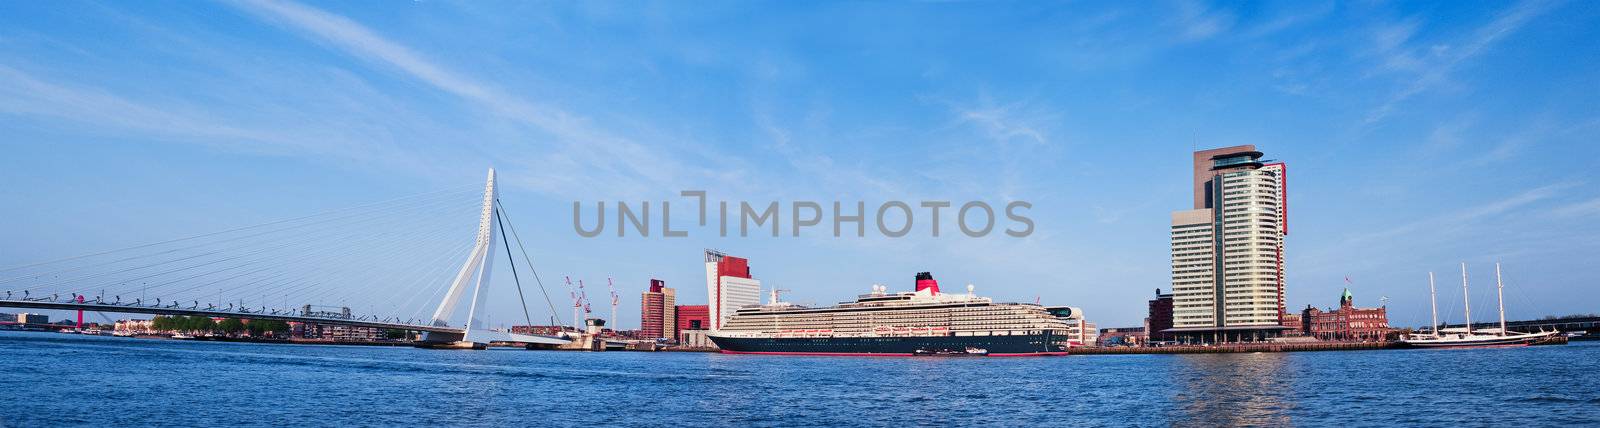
[{"left": 1401, "top": 263, "right": 1559, "bottom": 348}]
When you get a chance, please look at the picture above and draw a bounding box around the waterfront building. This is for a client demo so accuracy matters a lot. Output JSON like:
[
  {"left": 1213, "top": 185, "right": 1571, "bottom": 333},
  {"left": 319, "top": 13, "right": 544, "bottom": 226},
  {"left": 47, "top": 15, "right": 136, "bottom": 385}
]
[
  {"left": 704, "top": 250, "right": 761, "bottom": 331},
  {"left": 676, "top": 304, "right": 709, "bottom": 332},
  {"left": 1048, "top": 306, "right": 1099, "bottom": 346},
  {"left": 1097, "top": 327, "right": 1147, "bottom": 347},
  {"left": 1146, "top": 288, "right": 1174, "bottom": 342},
  {"left": 114, "top": 319, "right": 154, "bottom": 334},
  {"left": 1072, "top": 319, "right": 1099, "bottom": 346},
  {"left": 1302, "top": 289, "right": 1390, "bottom": 342},
  {"left": 640, "top": 279, "right": 676, "bottom": 340},
  {"left": 295, "top": 322, "right": 382, "bottom": 341},
  {"left": 511, "top": 325, "right": 577, "bottom": 335},
  {"left": 1168, "top": 145, "right": 1289, "bottom": 342},
  {"left": 16, "top": 313, "right": 48, "bottom": 325},
  {"left": 678, "top": 329, "right": 718, "bottom": 349},
  {"left": 1281, "top": 313, "right": 1304, "bottom": 336}
]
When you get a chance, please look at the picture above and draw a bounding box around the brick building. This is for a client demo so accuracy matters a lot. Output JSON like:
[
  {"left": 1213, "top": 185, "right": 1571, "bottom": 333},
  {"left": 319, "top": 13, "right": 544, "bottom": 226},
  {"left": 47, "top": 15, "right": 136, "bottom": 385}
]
[
  {"left": 640, "top": 279, "right": 676, "bottom": 340},
  {"left": 1301, "top": 289, "right": 1390, "bottom": 342},
  {"left": 1146, "top": 289, "right": 1174, "bottom": 342}
]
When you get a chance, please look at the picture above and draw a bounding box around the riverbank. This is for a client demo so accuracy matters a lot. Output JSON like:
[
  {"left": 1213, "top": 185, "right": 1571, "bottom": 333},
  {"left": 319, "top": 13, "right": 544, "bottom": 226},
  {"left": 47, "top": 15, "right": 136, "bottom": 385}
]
[
  {"left": 114, "top": 332, "right": 413, "bottom": 347},
  {"left": 1072, "top": 335, "right": 1569, "bottom": 355},
  {"left": 1073, "top": 341, "right": 1394, "bottom": 355}
]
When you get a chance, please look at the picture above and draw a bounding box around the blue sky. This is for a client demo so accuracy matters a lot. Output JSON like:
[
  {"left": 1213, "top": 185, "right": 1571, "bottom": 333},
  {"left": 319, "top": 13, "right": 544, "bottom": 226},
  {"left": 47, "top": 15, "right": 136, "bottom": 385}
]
[{"left": 2, "top": 0, "right": 1598, "bottom": 329}]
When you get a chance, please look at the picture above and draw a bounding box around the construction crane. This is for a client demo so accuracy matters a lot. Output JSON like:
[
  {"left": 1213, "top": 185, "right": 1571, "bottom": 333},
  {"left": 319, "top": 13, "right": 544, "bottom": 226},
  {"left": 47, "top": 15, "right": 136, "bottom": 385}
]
[
  {"left": 607, "top": 277, "right": 619, "bottom": 331},
  {"left": 578, "top": 280, "right": 592, "bottom": 324},
  {"left": 566, "top": 276, "right": 582, "bottom": 332}
]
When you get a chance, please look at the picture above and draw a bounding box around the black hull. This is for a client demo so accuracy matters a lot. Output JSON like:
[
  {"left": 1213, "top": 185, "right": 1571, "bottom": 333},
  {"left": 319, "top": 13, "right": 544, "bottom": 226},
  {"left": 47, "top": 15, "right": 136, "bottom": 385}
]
[{"left": 710, "top": 333, "right": 1069, "bottom": 356}]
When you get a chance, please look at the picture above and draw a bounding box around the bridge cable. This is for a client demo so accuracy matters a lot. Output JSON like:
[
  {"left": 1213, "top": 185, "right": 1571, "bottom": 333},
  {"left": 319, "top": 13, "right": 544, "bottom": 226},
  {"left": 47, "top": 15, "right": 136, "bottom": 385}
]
[
  {"left": 496, "top": 200, "right": 563, "bottom": 327},
  {"left": 0, "top": 184, "right": 474, "bottom": 274},
  {"left": 10, "top": 188, "right": 477, "bottom": 292},
  {"left": 493, "top": 206, "right": 534, "bottom": 330}
]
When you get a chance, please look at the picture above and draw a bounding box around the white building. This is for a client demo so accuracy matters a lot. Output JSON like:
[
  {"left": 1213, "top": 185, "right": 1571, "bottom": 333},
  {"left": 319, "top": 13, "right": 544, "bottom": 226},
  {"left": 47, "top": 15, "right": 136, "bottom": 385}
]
[
  {"left": 704, "top": 250, "right": 761, "bottom": 331},
  {"left": 114, "top": 319, "right": 153, "bottom": 334},
  {"left": 1169, "top": 146, "right": 1288, "bottom": 342}
]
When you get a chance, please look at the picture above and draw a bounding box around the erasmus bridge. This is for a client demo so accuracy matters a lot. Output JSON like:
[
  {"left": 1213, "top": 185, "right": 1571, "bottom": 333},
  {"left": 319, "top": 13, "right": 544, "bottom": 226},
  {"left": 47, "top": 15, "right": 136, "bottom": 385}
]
[{"left": 0, "top": 169, "right": 568, "bottom": 349}]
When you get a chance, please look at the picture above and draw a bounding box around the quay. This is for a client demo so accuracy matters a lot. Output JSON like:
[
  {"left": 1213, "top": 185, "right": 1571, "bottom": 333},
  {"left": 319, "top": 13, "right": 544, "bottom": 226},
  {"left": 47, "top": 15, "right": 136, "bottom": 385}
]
[{"left": 1070, "top": 336, "right": 1568, "bottom": 355}]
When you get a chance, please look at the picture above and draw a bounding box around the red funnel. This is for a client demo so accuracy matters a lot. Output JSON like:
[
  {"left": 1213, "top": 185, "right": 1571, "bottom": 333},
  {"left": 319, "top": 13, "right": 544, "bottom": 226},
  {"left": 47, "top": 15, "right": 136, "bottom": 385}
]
[{"left": 915, "top": 272, "right": 939, "bottom": 294}]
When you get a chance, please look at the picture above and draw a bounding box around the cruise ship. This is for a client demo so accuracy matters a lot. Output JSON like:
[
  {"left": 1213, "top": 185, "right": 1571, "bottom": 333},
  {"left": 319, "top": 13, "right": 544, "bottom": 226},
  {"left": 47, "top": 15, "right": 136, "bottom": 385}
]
[{"left": 708, "top": 272, "right": 1077, "bottom": 356}]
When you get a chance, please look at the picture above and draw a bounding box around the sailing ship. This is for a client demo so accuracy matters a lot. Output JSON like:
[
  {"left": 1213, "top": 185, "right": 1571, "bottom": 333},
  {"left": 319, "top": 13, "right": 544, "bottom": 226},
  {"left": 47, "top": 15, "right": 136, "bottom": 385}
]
[{"left": 1401, "top": 263, "right": 1558, "bottom": 348}]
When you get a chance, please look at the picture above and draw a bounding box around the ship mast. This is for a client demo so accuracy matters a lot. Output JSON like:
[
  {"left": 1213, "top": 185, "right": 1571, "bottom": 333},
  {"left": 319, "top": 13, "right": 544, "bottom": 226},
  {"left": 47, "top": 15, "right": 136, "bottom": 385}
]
[
  {"left": 1428, "top": 272, "right": 1439, "bottom": 337},
  {"left": 1496, "top": 263, "right": 1507, "bottom": 337},
  {"left": 1460, "top": 263, "right": 1472, "bottom": 335}
]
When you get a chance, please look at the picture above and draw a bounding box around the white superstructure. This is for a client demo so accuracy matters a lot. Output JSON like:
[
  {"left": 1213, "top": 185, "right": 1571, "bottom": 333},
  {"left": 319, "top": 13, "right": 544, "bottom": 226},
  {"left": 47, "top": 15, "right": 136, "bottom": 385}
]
[{"left": 714, "top": 284, "right": 1076, "bottom": 339}]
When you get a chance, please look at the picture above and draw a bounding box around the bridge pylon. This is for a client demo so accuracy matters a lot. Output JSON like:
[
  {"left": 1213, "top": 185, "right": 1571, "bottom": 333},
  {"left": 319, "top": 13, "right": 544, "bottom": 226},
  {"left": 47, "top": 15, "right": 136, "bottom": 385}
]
[
  {"left": 419, "top": 168, "right": 502, "bottom": 348},
  {"left": 414, "top": 168, "right": 570, "bottom": 349}
]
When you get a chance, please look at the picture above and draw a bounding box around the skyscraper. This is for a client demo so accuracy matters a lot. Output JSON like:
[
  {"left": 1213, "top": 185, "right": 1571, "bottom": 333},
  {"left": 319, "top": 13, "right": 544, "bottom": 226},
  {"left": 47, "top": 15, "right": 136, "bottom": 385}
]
[
  {"left": 1168, "top": 145, "right": 1288, "bottom": 342},
  {"left": 704, "top": 249, "right": 761, "bottom": 331},
  {"left": 640, "top": 279, "right": 676, "bottom": 340}
]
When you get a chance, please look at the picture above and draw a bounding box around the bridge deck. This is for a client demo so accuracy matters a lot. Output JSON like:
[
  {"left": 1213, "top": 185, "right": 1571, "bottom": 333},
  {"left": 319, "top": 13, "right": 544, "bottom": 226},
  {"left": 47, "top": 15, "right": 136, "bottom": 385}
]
[{"left": 4, "top": 299, "right": 454, "bottom": 335}]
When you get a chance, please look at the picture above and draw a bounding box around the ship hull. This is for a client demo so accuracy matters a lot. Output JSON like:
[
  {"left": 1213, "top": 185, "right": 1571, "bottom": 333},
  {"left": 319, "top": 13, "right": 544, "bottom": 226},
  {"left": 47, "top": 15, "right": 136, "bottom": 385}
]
[
  {"left": 1400, "top": 331, "right": 1560, "bottom": 348},
  {"left": 710, "top": 333, "right": 1069, "bottom": 356}
]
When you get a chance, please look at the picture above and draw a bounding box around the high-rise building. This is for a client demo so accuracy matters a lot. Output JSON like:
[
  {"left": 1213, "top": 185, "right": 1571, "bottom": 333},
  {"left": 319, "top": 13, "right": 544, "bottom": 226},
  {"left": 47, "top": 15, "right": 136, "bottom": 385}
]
[
  {"left": 676, "top": 304, "right": 709, "bottom": 333},
  {"left": 704, "top": 250, "right": 761, "bottom": 331},
  {"left": 640, "top": 279, "right": 676, "bottom": 340},
  {"left": 1168, "top": 145, "right": 1288, "bottom": 342}
]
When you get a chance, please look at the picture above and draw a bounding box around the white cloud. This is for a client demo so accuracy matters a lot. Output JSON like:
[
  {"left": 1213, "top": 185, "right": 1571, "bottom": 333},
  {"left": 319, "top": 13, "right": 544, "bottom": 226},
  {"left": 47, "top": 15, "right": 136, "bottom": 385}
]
[
  {"left": 956, "top": 105, "right": 1048, "bottom": 146},
  {"left": 1551, "top": 197, "right": 1600, "bottom": 218},
  {"left": 0, "top": 64, "right": 399, "bottom": 164},
  {"left": 1365, "top": 0, "right": 1560, "bottom": 124},
  {"left": 228, "top": 0, "right": 723, "bottom": 198},
  {"left": 1345, "top": 181, "right": 1577, "bottom": 243},
  {"left": 1173, "top": 0, "right": 1236, "bottom": 41}
]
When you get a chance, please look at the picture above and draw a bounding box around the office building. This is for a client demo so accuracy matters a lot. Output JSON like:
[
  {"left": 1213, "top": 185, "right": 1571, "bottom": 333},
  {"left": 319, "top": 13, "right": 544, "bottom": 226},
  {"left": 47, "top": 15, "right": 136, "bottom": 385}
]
[
  {"left": 1169, "top": 145, "right": 1289, "bottom": 342},
  {"left": 16, "top": 313, "right": 47, "bottom": 325},
  {"left": 1302, "top": 289, "right": 1391, "bottom": 342},
  {"left": 676, "top": 304, "right": 709, "bottom": 332},
  {"left": 1071, "top": 319, "right": 1099, "bottom": 346},
  {"left": 1146, "top": 288, "right": 1175, "bottom": 343},
  {"left": 1097, "top": 327, "right": 1147, "bottom": 347},
  {"left": 704, "top": 249, "right": 761, "bottom": 331},
  {"left": 640, "top": 279, "right": 676, "bottom": 340}
]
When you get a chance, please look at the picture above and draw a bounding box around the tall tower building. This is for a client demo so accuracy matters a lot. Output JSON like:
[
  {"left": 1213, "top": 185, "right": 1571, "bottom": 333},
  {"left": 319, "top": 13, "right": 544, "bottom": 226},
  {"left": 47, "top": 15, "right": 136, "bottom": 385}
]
[
  {"left": 704, "top": 249, "right": 761, "bottom": 331},
  {"left": 1168, "top": 145, "right": 1288, "bottom": 342},
  {"left": 640, "top": 279, "right": 676, "bottom": 340}
]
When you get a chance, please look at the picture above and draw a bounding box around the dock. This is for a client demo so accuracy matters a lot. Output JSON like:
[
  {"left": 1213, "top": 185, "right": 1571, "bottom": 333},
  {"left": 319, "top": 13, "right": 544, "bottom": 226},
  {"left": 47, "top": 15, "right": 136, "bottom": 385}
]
[{"left": 1071, "top": 336, "right": 1568, "bottom": 355}]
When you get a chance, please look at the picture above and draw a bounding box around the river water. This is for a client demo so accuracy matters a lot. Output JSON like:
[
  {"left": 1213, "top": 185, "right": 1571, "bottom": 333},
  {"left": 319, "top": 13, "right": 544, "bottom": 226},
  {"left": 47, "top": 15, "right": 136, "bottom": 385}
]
[{"left": 1, "top": 330, "right": 1596, "bottom": 427}]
